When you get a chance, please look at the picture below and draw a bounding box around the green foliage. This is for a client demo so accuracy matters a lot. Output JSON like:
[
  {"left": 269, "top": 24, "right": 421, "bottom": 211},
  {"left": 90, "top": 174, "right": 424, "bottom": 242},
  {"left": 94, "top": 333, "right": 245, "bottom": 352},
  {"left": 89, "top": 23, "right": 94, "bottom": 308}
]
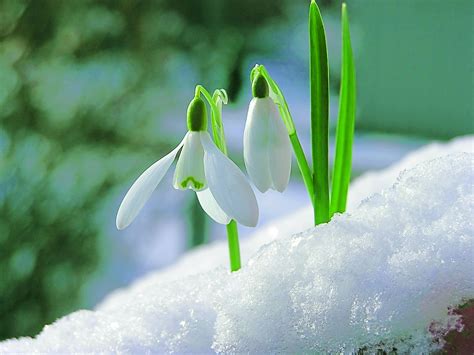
[
  {"left": 309, "top": 1, "right": 330, "bottom": 225},
  {"left": 252, "top": 2, "right": 356, "bottom": 227},
  {"left": 330, "top": 3, "right": 356, "bottom": 217},
  {"left": 0, "top": 0, "right": 291, "bottom": 340}
]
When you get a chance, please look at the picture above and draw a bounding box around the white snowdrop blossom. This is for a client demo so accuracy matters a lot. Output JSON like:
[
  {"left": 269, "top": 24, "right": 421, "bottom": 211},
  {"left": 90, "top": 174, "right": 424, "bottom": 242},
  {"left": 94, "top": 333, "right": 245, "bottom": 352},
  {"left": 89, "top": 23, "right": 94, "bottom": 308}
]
[
  {"left": 244, "top": 74, "right": 292, "bottom": 193},
  {"left": 116, "top": 97, "right": 259, "bottom": 230}
]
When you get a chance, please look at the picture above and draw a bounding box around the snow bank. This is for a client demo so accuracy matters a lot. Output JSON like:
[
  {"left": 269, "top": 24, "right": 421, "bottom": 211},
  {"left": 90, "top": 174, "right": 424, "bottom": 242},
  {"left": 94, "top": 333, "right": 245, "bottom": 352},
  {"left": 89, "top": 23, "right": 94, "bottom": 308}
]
[
  {"left": 1, "top": 136, "right": 473, "bottom": 353},
  {"left": 99, "top": 135, "right": 474, "bottom": 292},
  {"left": 346, "top": 135, "right": 474, "bottom": 209}
]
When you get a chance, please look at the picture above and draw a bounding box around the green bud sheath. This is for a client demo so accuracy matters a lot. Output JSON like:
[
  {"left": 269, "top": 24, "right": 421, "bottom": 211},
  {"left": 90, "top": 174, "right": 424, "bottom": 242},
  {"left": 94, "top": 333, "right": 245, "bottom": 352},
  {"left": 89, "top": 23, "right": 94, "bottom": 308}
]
[
  {"left": 252, "top": 74, "right": 269, "bottom": 98},
  {"left": 187, "top": 96, "right": 207, "bottom": 131}
]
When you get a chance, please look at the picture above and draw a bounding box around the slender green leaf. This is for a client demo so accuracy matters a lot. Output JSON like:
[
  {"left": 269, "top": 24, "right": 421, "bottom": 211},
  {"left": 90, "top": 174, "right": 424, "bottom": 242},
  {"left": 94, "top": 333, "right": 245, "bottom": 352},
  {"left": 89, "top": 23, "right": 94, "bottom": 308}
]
[
  {"left": 330, "top": 3, "right": 356, "bottom": 217},
  {"left": 309, "top": 0, "right": 330, "bottom": 225}
]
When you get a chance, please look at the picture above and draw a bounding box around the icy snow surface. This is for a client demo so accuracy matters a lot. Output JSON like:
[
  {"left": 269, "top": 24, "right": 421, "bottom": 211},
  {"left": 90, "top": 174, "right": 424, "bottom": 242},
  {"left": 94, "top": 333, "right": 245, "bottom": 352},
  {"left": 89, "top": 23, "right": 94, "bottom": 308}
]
[{"left": 1, "top": 136, "right": 473, "bottom": 353}]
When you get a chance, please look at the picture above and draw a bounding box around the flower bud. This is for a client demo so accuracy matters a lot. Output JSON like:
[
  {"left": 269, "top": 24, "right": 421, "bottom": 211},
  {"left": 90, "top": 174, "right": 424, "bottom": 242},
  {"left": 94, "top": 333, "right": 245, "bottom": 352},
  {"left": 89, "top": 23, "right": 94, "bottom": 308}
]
[
  {"left": 187, "top": 97, "right": 207, "bottom": 131},
  {"left": 252, "top": 74, "right": 269, "bottom": 98}
]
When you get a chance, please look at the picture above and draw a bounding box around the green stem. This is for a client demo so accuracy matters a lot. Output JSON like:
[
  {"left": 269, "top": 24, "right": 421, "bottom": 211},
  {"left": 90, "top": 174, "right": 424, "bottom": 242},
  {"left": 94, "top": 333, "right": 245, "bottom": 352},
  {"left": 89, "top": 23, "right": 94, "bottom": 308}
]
[
  {"left": 195, "top": 85, "right": 241, "bottom": 272},
  {"left": 289, "top": 132, "right": 314, "bottom": 201},
  {"left": 253, "top": 65, "right": 314, "bottom": 205},
  {"left": 330, "top": 3, "right": 356, "bottom": 217},
  {"left": 226, "top": 220, "right": 241, "bottom": 272},
  {"left": 195, "top": 85, "right": 227, "bottom": 154},
  {"left": 309, "top": 0, "right": 330, "bottom": 225}
]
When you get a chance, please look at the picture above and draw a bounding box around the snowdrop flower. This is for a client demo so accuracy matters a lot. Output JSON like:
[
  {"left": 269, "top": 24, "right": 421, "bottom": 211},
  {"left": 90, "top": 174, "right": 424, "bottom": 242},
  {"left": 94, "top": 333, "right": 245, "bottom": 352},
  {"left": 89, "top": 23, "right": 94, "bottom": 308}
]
[
  {"left": 244, "top": 74, "right": 292, "bottom": 193},
  {"left": 116, "top": 96, "right": 259, "bottom": 230}
]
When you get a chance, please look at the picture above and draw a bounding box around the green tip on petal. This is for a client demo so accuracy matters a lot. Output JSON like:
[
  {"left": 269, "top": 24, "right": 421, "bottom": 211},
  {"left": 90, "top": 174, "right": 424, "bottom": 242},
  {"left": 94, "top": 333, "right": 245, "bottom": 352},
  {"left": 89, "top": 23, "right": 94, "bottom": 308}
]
[
  {"left": 187, "top": 97, "right": 208, "bottom": 131},
  {"left": 252, "top": 74, "right": 269, "bottom": 98},
  {"left": 180, "top": 176, "right": 205, "bottom": 190}
]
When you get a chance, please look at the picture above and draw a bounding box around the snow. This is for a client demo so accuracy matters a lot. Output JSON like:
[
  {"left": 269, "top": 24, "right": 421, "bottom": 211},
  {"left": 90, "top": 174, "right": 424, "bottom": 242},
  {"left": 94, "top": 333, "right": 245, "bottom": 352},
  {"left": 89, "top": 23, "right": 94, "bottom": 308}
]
[{"left": 1, "top": 136, "right": 473, "bottom": 353}]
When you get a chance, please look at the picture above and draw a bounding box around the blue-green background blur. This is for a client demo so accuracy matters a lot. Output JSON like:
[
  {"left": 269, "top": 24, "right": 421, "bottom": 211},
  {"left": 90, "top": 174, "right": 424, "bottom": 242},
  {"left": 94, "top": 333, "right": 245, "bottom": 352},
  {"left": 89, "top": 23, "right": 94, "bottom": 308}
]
[{"left": 0, "top": 0, "right": 472, "bottom": 340}]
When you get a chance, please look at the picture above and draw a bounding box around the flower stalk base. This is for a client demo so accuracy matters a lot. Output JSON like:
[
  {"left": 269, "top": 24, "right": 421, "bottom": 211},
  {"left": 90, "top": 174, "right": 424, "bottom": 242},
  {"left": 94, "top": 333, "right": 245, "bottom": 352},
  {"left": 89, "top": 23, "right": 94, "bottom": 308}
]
[{"left": 226, "top": 220, "right": 241, "bottom": 272}]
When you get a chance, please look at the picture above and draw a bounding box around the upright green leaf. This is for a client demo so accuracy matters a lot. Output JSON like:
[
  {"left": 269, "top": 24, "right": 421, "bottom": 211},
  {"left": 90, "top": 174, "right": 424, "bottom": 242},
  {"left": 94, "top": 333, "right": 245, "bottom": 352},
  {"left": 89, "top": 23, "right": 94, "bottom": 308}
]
[
  {"left": 309, "top": 0, "right": 330, "bottom": 225},
  {"left": 330, "top": 3, "right": 356, "bottom": 217}
]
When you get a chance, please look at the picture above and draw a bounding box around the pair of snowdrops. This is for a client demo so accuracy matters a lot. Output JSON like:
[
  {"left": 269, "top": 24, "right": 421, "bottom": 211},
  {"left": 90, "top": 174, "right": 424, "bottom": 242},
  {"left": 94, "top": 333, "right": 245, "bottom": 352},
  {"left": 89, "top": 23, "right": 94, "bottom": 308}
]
[{"left": 116, "top": 75, "right": 290, "bottom": 230}]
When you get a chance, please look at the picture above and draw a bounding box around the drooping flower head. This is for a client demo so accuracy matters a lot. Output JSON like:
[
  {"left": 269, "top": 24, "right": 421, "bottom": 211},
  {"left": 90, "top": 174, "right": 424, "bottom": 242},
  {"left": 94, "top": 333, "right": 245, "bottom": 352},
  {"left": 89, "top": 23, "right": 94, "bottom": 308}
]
[
  {"left": 116, "top": 95, "right": 259, "bottom": 230},
  {"left": 244, "top": 73, "right": 292, "bottom": 193}
]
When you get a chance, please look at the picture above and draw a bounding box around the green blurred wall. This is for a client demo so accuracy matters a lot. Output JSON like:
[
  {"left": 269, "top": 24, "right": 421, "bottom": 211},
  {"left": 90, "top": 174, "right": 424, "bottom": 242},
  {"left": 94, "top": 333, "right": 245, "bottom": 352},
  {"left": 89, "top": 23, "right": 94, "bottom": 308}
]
[{"left": 350, "top": 0, "right": 473, "bottom": 138}]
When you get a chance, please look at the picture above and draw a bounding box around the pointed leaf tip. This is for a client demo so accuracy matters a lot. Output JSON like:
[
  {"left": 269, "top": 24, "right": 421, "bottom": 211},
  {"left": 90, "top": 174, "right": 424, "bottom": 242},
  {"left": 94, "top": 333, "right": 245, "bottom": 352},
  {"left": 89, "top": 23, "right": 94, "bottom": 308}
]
[{"left": 342, "top": 3, "right": 348, "bottom": 18}]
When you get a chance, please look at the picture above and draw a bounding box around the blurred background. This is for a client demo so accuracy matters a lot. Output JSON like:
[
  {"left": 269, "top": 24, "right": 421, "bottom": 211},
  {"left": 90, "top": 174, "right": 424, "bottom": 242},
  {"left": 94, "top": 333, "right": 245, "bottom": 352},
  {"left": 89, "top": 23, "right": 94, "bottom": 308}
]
[{"left": 0, "top": 0, "right": 472, "bottom": 341}]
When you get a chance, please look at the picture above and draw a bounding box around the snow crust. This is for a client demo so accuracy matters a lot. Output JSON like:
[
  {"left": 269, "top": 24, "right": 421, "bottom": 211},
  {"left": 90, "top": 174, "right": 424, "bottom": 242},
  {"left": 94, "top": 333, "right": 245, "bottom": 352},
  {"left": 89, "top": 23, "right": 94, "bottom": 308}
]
[{"left": 1, "top": 136, "right": 473, "bottom": 353}]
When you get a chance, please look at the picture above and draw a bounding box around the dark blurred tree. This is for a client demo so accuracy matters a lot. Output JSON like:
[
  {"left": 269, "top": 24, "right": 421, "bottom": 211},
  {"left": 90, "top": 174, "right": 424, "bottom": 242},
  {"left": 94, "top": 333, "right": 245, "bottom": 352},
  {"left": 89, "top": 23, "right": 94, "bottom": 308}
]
[{"left": 0, "top": 0, "right": 303, "bottom": 340}]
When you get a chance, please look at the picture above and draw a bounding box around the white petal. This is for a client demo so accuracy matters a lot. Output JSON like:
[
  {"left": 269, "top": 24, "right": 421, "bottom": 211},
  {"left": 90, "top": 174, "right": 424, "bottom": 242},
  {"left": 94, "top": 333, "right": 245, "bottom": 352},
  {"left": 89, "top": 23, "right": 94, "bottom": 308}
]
[
  {"left": 173, "top": 132, "right": 206, "bottom": 191},
  {"left": 200, "top": 131, "right": 259, "bottom": 227},
  {"left": 116, "top": 134, "right": 187, "bottom": 230},
  {"left": 243, "top": 97, "right": 272, "bottom": 192},
  {"left": 196, "top": 188, "right": 231, "bottom": 225},
  {"left": 267, "top": 99, "right": 292, "bottom": 192}
]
